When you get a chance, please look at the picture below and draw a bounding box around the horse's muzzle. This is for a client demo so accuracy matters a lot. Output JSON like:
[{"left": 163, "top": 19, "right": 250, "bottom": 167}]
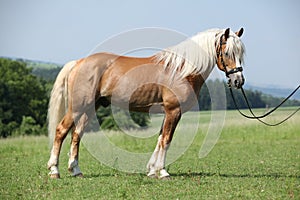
[{"left": 228, "top": 72, "right": 245, "bottom": 89}]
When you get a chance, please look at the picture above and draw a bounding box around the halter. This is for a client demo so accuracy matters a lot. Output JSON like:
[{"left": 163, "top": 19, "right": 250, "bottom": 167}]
[{"left": 217, "top": 34, "right": 243, "bottom": 78}]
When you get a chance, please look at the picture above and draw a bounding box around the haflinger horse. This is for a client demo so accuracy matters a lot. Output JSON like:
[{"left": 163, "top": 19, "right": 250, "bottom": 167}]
[{"left": 47, "top": 28, "right": 245, "bottom": 179}]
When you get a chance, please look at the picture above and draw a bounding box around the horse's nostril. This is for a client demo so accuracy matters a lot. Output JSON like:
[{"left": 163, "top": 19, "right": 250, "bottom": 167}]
[{"left": 234, "top": 80, "right": 239, "bottom": 86}]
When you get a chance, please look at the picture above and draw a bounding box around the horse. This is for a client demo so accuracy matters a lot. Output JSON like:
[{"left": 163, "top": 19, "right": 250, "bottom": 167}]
[{"left": 47, "top": 27, "right": 245, "bottom": 179}]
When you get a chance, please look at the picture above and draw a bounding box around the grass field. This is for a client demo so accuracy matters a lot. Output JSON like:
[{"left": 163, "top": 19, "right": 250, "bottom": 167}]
[{"left": 0, "top": 108, "right": 299, "bottom": 199}]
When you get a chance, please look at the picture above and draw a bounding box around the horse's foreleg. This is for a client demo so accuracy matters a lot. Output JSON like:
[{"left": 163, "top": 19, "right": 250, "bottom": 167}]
[
  {"left": 48, "top": 113, "right": 74, "bottom": 178},
  {"left": 147, "top": 107, "right": 181, "bottom": 179},
  {"left": 68, "top": 113, "right": 88, "bottom": 177},
  {"left": 147, "top": 134, "right": 162, "bottom": 178}
]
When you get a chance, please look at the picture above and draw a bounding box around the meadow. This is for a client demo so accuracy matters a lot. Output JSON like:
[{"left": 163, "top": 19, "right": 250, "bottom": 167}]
[{"left": 0, "top": 108, "right": 299, "bottom": 199}]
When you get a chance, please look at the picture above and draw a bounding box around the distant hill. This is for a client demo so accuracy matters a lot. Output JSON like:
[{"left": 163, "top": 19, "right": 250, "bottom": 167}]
[
  {"left": 24, "top": 59, "right": 62, "bottom": 81},
  {"left": 0, "top": 57, "right": 62, "bottom": 69},
  {"left": 25, "top": 59, "right": 62, "bottom": 70},
  {"left": 245, "top": 84, "right": 300, "bottom": 100}
]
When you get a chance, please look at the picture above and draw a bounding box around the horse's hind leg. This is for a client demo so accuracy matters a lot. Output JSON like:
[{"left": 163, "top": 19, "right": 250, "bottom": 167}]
[
  {"left": 48, "top": 112, "right": 74, "bottom": 178},
  {"left": 67, "top": 97, "right": 106, "bottom": 177},
  {"left": 68, "top": 113, "right": 89, "bottom": 177}
]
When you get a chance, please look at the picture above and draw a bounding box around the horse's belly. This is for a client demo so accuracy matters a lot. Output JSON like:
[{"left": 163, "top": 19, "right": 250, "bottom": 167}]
[{"left": 111, "top": 83, "right": 163, "bottom": 110}]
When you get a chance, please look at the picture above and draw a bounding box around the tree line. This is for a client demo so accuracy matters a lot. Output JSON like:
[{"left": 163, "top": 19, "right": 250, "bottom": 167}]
[
  {"left": 0, "top": 58, "right": 299, "bottom": 138},
  {"left": 0, "top": 58, "right": 49, "bottom": 137}
]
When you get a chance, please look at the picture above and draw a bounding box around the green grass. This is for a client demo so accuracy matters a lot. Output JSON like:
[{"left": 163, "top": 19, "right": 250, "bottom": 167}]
[{"left": 0, "top": 109, "right": 299, "bottom": 199}]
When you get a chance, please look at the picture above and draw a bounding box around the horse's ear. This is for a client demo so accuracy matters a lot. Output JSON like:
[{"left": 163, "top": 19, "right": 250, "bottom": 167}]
[
  {"left": 224, "top": 28, "right": 230, "bottom": 40},
  {"left": 236, "top": 28, "right": 244, "bottom": 37}
]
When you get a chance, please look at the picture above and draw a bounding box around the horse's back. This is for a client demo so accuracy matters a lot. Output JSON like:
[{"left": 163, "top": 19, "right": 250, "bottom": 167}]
[{"left": 98, "top": 54, "right": 156, "bottom": 96}]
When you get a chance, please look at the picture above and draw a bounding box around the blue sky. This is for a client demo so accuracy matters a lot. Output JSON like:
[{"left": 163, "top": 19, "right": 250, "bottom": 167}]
[{"left": 0, "top": 0, "right": 299, "bottom": 88}]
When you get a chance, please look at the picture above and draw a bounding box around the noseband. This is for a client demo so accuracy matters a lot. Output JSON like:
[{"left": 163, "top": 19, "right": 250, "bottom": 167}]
[{"left": 217, "top": 34, "right": 243, "bottom": 78}]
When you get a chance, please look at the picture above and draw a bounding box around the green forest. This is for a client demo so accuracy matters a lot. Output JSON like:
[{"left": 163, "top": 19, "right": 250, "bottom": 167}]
[{"left": 0, "top": 57, "right": 299, "bottom": 138}]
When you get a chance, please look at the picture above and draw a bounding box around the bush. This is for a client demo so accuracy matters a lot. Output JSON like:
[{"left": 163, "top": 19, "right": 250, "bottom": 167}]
[
  {"left": 98, "top": 107, "right": 150, "bottom": 131},
  {"left": 13, "top": 116, "right": 46, "bottom": 136}
]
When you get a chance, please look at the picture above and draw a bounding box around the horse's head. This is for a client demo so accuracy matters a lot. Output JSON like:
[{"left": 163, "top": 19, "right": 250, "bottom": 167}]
[{"left": 216, "top": 28, "right": 245, "bottom": 89}]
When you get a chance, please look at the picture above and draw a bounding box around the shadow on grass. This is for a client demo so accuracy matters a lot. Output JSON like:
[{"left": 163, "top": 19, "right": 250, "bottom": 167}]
[
  {"left": 83, "top": 172, "right": 146, "bottom": 179},
  {"left": 82, "top": 171, "right": 299, "bottom": 179},
  {"left": 172, "top": 172, "right": 300, "bottom": 179}
]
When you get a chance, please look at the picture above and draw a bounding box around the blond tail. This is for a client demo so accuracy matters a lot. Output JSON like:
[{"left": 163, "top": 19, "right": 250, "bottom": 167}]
[{"left": 48, "top": 60, "right": 76, "bottom": 147}]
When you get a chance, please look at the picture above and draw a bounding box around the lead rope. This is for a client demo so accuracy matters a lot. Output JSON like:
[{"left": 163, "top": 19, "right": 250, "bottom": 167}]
[{"left": 229, "top": 85, "right": 300, "bottom": 126}]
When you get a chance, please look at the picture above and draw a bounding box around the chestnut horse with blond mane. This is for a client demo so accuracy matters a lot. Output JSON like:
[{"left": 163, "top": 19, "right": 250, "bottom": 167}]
[{"left": 47, "top": 28, "right": 245, "bottom": 179}]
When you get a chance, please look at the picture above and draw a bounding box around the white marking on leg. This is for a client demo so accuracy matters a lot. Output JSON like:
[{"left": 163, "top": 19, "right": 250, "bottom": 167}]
[
  {"left": 147, "top": 135, "right": 162, "bottom": 177},
  {"left": 67, "top": 145, "right": 74, "bottom": 170},
  {"left": 68, "top": 158, "right": 82, "bottom": 176},
  {"left": 159, "top": 168, "right": 170, "bottom": 178},
  {"left": 156, "top": 145, "right": 168, "bottom": 168},
  {"left": 68, "top": 128, "right": 83, "bottom": 176},
  {"left": 68, "top": 157, "right": 77, "bottom": 170},
  {"left": 156, "top": 143, "right": 170, "bottom": 178},
  {"left": 47, "top": 148, "right": 58, "bottom": 169},
  {"left": 47, "top": 125, "right": 70, "bottom": 175},
  {"left": 49, "top": 166, "right": 59, "bottom": 175},
  {"left": 147, "top": 169, "right": 157, "bottom": 178}
]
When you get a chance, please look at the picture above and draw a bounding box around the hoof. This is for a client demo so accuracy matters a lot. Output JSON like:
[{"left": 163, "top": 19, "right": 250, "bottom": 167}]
[
  {"left": 160, "top": 175, "right": 171, "bottom": 180},
  {"left": 74, "top": 173, "right": 84, "bottom": 178},
  {"left": 49, "top": 173, "right": 60, "bottom": 179},
  {"left": 147, "top": 174, "right": 158, "bottom": 179}
]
